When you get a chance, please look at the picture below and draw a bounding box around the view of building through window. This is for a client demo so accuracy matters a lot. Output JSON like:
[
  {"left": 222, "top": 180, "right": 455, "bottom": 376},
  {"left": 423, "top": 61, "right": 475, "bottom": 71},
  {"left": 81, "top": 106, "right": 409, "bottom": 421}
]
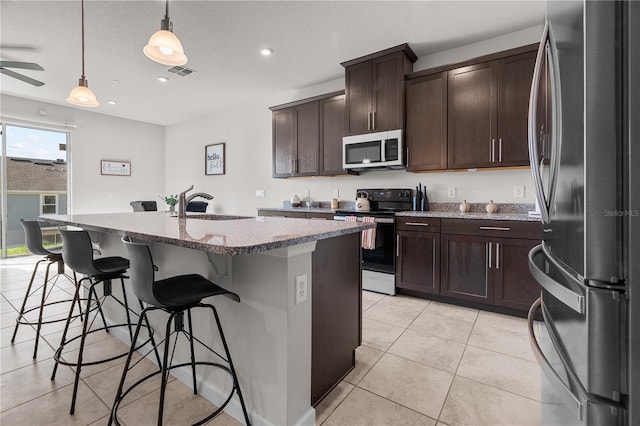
[{"left": 1, "top": 124, "right": 69, "bottom": 257}]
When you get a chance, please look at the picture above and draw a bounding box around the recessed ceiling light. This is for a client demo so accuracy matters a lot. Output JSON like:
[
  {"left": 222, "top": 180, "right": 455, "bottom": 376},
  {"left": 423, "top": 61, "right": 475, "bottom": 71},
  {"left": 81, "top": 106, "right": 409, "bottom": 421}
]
[
  {"left": 260, "top": 48, "right": 273, "bottom": 56},
  {"left": 112, "top": 79, "right": 120, "bottom": 84},
  {"left": 157, "top": 76, "right": 169, "bottom": 83},
  {"left": 107, "top": 100, "right": 118, "bottom": 105}
]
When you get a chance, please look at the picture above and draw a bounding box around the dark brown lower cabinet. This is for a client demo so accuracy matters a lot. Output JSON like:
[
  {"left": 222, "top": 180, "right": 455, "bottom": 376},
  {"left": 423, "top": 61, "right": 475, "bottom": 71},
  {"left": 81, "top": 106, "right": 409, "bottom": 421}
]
[
  {"left": 311, "top": 233, "right": 360, "bottom": 406},
  {"left": 441, "top": 233, "right": 493, "bottom": 304},
  {"left": 397, "top": 217, "right": 542, "bottom": 316},
  {"left": 396, "top": 217, "right": 441, "bottom": 294},
  {"left": 493, "top": 237, "right": 541, "bottom": 311}
]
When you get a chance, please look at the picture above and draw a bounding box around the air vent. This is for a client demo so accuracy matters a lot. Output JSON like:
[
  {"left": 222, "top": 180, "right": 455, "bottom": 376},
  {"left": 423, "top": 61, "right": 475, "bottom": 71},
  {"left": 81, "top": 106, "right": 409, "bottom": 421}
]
[{"left": 166, "top": 65, "right": 196, "bottom": 77}]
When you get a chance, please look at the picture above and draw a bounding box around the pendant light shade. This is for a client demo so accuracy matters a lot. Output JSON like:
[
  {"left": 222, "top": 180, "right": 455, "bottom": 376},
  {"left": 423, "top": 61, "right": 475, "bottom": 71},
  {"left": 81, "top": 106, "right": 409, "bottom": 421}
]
[
  {"left": 67, "top": 77, "right": 99, "bottom": 107},
  {"left": 144, "top": 1, "right": 188, "bottom": 66},
  {"left": 67, "top": 0, "right": 99, "bottom": 107}
]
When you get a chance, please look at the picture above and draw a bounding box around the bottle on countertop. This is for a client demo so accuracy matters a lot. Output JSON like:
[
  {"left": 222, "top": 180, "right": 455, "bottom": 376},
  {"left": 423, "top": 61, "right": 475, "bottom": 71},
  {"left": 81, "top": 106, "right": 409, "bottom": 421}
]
[
  {"left": 331, "top": 198, "right": 339, "bottom": 209},
  {"left": 412, "top": 183, "right": 429, "bottom": 211}
]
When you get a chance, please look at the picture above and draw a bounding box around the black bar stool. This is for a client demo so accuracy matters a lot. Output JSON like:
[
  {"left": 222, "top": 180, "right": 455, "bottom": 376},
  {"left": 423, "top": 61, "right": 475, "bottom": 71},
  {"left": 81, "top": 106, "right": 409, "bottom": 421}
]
[
  {"left": 110, "top": 237, "right": 250, "bottom": 426},
  {"left": 52, "top": 229, "right": 160, "bottom": 415},
  {"left": 11, "top": 219, "right": 81, "bottom": 359}
]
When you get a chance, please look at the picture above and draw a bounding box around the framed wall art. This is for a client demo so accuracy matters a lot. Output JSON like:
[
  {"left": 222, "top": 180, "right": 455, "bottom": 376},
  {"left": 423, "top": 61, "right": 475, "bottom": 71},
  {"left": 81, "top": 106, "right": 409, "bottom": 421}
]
[
  {"left": 101, "top": 160, "right": 131, "bottom": 176},
  {"left": 205, "top": 143, "right": 225, "bottom": 175}
]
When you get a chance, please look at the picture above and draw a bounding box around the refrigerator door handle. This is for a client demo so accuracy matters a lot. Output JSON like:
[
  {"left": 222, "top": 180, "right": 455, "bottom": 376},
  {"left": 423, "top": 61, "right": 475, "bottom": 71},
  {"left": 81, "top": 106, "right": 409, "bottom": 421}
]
[
  {"left": 528, "top": 22, "right": 551, "bottom": 224},
  {"left": 528, "top": 298, "right": 584, "bottom": 421},
  {"left": 528, "top": 244, "right": 585, "bottom": 314}
]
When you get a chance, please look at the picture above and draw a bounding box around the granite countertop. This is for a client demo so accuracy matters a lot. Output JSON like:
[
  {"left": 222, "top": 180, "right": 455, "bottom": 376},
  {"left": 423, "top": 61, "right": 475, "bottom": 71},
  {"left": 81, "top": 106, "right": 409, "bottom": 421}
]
[
  {"left": 258, "top": 207, "right": 338, "bottom": 214},
  {"left": 396, "top": 210, "right": 541, "bottom": 222},
  {"left": 41, "top": 212, "right": 374, "bottom": 256},
  {"left": 258, "top": 202, "right": 541, "bottom": 222}
]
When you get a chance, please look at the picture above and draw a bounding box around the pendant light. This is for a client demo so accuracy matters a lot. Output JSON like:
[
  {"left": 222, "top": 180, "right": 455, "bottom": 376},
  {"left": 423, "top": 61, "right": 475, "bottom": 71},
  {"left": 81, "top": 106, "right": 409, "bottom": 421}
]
[
  {"left": 143, "top": 0, "right": 188, "bottom": 66},
  {"left": 66, "top": 0, "right": 99, "bottom": 107}
]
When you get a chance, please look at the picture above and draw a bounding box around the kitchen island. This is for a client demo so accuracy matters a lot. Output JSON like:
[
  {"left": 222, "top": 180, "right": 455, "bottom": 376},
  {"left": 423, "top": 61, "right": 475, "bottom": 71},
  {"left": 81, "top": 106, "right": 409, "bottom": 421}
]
[{"left": 42, "top": 212, "right": 373, "bottom": 426}]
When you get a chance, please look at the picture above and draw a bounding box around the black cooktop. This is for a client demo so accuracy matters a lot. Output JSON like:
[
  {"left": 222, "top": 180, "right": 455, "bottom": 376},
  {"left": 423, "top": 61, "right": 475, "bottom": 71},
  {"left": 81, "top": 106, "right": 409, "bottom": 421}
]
[{"left": 336, "top": 188, "right": 413, "bottom": 215}]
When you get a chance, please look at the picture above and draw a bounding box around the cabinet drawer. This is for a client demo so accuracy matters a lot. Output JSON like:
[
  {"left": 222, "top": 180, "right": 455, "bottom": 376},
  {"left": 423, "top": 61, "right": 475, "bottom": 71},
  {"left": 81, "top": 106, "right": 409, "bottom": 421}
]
[
  {"left": 396, "top": 217, "right": 441, "bottom": 232},
  {"left": 441, "top": 219, "right": 542, "bottom": 239}
]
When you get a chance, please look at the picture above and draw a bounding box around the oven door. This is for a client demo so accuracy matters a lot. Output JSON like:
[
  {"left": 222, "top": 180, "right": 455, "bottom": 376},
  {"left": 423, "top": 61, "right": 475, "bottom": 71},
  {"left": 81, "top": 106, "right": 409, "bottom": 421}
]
[{"left": 360, "top": 217, "right": 395, "bottom": 273}]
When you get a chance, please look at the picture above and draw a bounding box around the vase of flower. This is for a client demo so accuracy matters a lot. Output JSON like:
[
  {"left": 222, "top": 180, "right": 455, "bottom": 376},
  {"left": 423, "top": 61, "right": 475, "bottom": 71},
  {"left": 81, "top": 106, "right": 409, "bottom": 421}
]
[{"left": 161, "top": 195, "right": 178, "bottom": 215}]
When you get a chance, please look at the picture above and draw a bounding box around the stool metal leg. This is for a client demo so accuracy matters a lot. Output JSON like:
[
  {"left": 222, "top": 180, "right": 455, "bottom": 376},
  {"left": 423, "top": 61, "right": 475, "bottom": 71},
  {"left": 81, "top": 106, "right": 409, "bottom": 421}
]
[
  {"left": 158, "top": 311, "right": 178, "bottom": 426},
  {"left": 69, "top": 280, "right": 99, "bottom": 414},
  {"left": 207, "top": 304, "right": 251, "bottom": 426},
  {"left": 51, "top": 275, "right": 85, "bottom": 381},
  {"left": 32, "top": 259, "right": 54, "bottom": 359},
  {"left": 11, "top": 258, "right": 46, "bottom": 344},
  {"left": 187, "top": 308, "right": 198, "bottom": 395}
]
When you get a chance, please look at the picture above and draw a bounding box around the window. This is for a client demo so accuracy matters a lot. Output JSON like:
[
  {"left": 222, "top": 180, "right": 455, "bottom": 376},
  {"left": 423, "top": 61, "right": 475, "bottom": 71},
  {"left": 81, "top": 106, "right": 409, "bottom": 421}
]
[{"left": 41, "top": 194, "right": 58, "bottom": 214}]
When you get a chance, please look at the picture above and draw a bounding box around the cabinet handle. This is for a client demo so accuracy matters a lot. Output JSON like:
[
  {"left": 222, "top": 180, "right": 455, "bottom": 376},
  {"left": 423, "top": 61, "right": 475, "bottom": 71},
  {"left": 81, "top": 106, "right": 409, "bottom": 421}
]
[
  {"left": 487, "top": 242, "right": 492, "bottom": 269},
  {"left": 367, "top": 112, "right": 372, "bottom": 130},
  {"left": 396, "top": 235, "right": 400, "bottom": 257},
  {"left": 499, "top": 138, "right": 503, "bottom": 162},
  {"left": 479, "top": 226, "right": 511, "bottom": 231},
  {"left": 491, "top": 139, "right": 496, "bottom": 162},
  {"left": 489, "top": 139, "right": 493, "bottom": 162},
  {"left": 372, "top": 111, "right": 376, "bottom": 130},
  {"left": 407, "top": 146, "right": 410, "bottom": 166},
  {"left": 405, "top": 222, "right": 430, "bottom": 227},
  {"left": 496, "top": 242, "right": 500, "bottom": 269}
]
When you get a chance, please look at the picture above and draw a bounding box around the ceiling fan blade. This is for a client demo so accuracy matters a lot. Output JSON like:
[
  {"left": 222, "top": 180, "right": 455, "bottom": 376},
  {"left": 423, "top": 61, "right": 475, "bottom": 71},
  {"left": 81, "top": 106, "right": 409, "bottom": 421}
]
[
  {"left": 0, "top": 68, "right": 45, "bottom": 86},
  {"left": 0, "top": 61, "right": 44, "bottom": 71}
]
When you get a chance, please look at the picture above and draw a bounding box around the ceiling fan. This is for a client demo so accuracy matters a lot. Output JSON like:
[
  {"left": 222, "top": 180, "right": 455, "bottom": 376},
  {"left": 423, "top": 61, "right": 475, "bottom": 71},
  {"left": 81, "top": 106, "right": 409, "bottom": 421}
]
[{"left": 0, "top": 61, "right": 45, "bottom": 87}]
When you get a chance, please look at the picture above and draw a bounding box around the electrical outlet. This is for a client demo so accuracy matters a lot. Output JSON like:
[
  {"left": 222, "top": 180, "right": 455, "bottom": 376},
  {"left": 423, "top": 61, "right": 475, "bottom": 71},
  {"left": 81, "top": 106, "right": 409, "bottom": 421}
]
[
  {"left": 255, "top": 189, "right": 265, "bottom": 198},
  {"left": 333, "top": 189, "right": 340, "bottom": 199},
  {"left": 514, "top": 185, "right": 525, "bottom": 198},
  {"left": 303, "top": 189, "right": 310, "bottom": 198},
  {"left": 295, "top": 274, "right": 308, "bottom": 304},
  {"left": 447, "top": 187, "right": 456, "bottom": 198}
]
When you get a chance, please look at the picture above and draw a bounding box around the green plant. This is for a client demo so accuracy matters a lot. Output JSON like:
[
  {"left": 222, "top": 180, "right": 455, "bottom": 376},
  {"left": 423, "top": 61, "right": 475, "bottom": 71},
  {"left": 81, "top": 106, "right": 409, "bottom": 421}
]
[{"left": 160, "top": 194, "right": 178, "bottom": 206}]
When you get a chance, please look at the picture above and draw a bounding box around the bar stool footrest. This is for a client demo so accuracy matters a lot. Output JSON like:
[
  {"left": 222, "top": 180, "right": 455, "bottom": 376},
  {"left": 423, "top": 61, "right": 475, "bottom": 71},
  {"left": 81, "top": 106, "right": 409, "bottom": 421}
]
[
  {"left": 53, "top": 323, "right": 155, "bottom": 367},
  {"left": 111, "top": 361, "right": 237, "bottom": 426}
]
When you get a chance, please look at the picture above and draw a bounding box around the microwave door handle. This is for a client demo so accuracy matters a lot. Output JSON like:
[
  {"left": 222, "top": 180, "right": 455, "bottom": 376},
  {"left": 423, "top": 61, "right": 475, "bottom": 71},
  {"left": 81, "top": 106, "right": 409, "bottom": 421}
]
[{"left": 528, "top": 22, "right": 550, "bottom": 224}]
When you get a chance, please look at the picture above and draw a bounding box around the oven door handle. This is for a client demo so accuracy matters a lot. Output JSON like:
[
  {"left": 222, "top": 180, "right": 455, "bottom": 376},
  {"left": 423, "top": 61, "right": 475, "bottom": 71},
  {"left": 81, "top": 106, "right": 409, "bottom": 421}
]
[{"left": 334, "top": 216, "right": 394, "bottom": 224}]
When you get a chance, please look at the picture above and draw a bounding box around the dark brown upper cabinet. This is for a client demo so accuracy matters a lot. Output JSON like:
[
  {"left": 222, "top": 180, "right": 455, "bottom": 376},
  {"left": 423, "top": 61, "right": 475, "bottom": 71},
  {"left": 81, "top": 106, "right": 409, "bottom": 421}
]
[
  {"left": 319, "top": 93, "right": 346, "bottom": 176},
  {"left": 270, "top": 91, "right": 345, "bottom": 178},
  {"left": 405, "top": 71, "right": 448, "bottom": 171},
  {"left": 447, "top": 50, "right": 537, "bottom": 169},
  {"left": 342, "top": 44, "right": 417, "bottom": 136}
]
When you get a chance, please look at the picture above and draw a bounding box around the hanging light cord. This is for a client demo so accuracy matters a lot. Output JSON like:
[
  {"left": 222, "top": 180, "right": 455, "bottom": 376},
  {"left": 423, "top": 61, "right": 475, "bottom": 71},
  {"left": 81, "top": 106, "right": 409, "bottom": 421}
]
[
  {"left": 80, "top": 0, "right": 86, "bottom": 79},
  {"left": 165, "top": 0, "right": 169, "bottom": 20}
]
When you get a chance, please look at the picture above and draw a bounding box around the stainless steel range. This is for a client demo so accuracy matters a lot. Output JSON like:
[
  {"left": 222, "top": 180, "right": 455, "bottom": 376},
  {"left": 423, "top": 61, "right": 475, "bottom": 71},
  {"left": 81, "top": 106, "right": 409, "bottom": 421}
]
[{"left": 334, "top": 188, "right": 413, "bottom": 295}]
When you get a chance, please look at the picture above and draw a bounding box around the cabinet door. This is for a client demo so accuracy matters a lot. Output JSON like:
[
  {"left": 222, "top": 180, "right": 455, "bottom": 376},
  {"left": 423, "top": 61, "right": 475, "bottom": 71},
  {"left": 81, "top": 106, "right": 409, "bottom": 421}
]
[
  {"left": 405, "top": 72, "right": 448, "bottom": 171},
  {"left": 344, "top": 61, "right": 372, "bottom": 135},
  {"left": 320, "top": 94, "right": 346, "bottom": 175},
  {"left": 371, "top": 53, "right": 405, "bottom": 132},
  {"left": 272, "top": 108, "right": 296, "bottom": 177},
  {"left": 396, "top": 231, "right": 440, "bottom": 295},
  {"left": 447, "top": 62, "right": 497, "bottom": 169},
  {"left": 295, "top": 102, "right": 320, "bottom": 175},
  {"left": 497, "top": 51, "right": 537, "bottom": 166},
  {"left": 441, "top": 233, "right": 493, "bottom": 304},
  {"left": 493, "top": 238, "right": 541, "bottom": 311}
]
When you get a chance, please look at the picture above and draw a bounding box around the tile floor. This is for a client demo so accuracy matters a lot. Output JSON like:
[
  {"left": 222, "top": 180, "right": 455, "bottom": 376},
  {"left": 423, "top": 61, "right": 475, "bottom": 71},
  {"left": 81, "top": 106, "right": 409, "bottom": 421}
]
[{"left": 1, "top": 255, "right": 543, "bottom": 425}]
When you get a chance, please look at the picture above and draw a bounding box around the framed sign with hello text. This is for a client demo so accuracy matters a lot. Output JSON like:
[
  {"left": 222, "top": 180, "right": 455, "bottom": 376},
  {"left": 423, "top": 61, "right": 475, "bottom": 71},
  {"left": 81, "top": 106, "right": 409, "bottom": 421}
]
[{"left": 205, "top": 143, "right": 225, "bottom": 175}]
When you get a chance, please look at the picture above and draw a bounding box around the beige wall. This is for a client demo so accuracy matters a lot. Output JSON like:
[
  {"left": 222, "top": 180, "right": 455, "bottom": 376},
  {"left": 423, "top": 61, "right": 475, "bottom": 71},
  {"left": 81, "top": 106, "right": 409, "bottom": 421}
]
[{"left": 1, "top": 94, "right": 165, "bottom": 213}]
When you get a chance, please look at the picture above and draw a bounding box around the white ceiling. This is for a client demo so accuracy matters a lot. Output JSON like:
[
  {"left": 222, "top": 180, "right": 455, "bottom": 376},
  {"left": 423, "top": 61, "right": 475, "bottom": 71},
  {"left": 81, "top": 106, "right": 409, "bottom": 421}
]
[{"left": 0, "top": 0, "right": 545, "bottom": 126}]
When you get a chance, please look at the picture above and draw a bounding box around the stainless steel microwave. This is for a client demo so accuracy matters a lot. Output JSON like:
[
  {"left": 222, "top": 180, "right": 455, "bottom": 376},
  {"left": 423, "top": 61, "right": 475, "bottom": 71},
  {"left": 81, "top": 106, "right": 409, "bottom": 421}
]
[{"left": 342, "top": 129, "right": 404, "bottom": 171}]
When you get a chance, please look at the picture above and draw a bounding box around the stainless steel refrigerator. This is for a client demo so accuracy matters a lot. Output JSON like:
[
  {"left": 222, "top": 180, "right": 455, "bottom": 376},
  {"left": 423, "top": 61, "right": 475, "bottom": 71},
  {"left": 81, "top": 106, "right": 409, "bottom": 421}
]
[{"left": 527, "top": 1, "right": 639, "bottom": 425}]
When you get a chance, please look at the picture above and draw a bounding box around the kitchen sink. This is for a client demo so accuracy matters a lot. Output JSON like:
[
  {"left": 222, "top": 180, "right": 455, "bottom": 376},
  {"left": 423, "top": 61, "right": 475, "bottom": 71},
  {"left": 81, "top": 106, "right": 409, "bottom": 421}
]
[{"left": 186, "top": 214, "right": 252, "bottom": 220}]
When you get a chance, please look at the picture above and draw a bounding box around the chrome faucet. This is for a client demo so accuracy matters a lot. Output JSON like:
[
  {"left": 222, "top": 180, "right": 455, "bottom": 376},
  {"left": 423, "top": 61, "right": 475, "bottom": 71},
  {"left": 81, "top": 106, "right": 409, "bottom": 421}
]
[{"left": 178, "top": 185, "right": 214, "bottom": 218}]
